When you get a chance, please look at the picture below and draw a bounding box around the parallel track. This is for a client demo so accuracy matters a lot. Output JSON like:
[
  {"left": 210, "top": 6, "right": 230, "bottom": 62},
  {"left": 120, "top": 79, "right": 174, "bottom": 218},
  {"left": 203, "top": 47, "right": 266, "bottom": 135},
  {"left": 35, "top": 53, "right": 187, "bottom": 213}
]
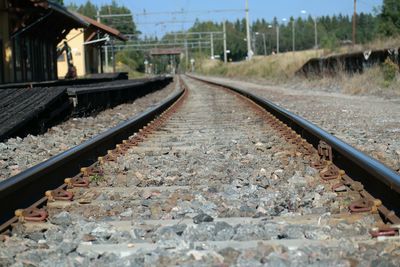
[
  {"left": 1, "top": 76, "right": 400, "bottom": 265},
  {"left": 0, "top": 84, "right": 184, "bottom": 229},
  {"left": 189, "top": 75, "right": 400, "bottom": 223}
]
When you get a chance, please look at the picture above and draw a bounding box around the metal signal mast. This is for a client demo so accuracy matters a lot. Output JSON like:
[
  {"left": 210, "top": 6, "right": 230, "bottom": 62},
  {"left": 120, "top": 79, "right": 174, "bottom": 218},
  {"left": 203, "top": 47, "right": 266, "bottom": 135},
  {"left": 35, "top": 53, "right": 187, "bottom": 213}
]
[
  {"left": 353, "top": 0, "right": 357, "bottom": 44},
  {"left": 245, "top": 0, "right": 252, "bottom": 60}
]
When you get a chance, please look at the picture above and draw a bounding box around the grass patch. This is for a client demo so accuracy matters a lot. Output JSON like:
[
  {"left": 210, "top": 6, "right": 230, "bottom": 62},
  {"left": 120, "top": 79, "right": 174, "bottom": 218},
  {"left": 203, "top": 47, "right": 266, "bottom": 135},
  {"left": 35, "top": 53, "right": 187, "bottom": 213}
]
[
  {"left": 343, "top": 66, "right": 400, "bottom": 95},
  {"left": 197, "top": 50, "right": 324, "bottom": 82},
  {"left": 115, "top": 62, "right": 145, "bottom": 79},
  {"left": 298, "top": 65, "right": 400, "bottom": 96},
  {"left": 325, "top": 36, "right": 400, "bottom": 57},
  {"left": 89, "top": 173, "right": 104, "bottom": 183},
  {"left": 197, "top": 39, "right": 400, "bottom": 96}
]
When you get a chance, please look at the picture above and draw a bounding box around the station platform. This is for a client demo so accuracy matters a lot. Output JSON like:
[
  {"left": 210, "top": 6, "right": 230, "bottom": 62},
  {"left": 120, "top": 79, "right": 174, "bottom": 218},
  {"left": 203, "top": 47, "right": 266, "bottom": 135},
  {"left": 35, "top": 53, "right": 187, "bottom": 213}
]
[{"left": 0, "top": 76, "right": 172, "bottom": 142}]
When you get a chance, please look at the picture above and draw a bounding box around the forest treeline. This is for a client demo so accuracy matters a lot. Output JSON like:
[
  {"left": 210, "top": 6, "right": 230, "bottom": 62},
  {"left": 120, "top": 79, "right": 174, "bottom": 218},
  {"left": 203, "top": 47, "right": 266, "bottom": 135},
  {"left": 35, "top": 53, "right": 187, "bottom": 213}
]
[{"left": 63, "top": 0, "right": 400, "bottom": 70}]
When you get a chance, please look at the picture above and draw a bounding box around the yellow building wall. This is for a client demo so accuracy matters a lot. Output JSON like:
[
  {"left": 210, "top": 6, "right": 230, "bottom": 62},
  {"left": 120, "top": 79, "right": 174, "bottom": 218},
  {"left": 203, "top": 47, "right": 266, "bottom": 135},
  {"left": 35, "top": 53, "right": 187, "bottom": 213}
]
[{"left": 57, "top": 29, "right": 86, "bottom": 78}]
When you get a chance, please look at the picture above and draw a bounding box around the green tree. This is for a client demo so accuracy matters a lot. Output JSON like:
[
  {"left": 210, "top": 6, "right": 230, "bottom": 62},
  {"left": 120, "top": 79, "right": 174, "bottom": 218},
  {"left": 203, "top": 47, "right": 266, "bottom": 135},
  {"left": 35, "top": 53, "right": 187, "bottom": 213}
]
[
  {"left": 379, "top": 0, "right": 400, "bottom": 36},
  {"left": 66, "top": 2, "right": 78, "bottom": 11},
  {"left": 116, "top": 49, "right": 144, "bottom": 72},
  {"left": 70, "top": 0, "right": 137, "bottom": 35},
  {"left": 100, "top": 0, "right": 137, "bottom": 35},
  {"left": 67, "top": 1, "right": 143, "bottom": 73},
  {"left": 77, "top": 0, "right": 97, "bottom": 19},
  {"left": 358, "top": 13, "right": 379, "bottom": 43}
]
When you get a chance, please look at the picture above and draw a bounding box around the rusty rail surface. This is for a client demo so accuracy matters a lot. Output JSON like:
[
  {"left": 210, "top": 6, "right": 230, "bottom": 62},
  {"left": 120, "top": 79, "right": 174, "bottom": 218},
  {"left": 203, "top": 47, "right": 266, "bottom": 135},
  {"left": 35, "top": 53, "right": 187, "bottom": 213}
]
[
  {"left": 0, "top": 86, "right": 185, "bottom": 231},
  {"left": 187, "top": 74, "right": 400, "bottom": 223}
]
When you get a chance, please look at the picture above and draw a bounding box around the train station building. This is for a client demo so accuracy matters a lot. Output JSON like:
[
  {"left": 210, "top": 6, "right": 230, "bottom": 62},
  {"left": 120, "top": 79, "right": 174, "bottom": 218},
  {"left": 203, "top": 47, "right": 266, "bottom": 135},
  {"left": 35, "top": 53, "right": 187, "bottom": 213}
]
[
  {"left": 57, "top": 13, "right": 127, "bottom": 79},
  {"left": 0, "top": 0, "right": 126, "bottom": 84},
  {"left": 0, "top": 0, "right": 88, "bottom": 84}
]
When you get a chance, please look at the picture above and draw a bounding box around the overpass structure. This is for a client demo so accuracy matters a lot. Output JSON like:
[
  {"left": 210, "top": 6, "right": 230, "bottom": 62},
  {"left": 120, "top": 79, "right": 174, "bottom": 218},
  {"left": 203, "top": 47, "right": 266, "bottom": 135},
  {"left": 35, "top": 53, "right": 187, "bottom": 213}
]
[{"left": 150, "top": 48, "right": 184, "bottom": 56}]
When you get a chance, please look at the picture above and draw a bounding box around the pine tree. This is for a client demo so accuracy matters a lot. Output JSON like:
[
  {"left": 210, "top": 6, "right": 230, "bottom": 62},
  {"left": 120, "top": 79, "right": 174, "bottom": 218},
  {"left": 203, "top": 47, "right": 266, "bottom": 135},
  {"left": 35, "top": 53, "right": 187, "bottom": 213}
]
[
  {"left": 100, "top": 0, "right": 136, "bottom": 34},
  {"left": 379, "top": 0, "right": 400, "bottom": 36},
  {"left": 77, "top": 1, "right": 97, "bottom": 19}
]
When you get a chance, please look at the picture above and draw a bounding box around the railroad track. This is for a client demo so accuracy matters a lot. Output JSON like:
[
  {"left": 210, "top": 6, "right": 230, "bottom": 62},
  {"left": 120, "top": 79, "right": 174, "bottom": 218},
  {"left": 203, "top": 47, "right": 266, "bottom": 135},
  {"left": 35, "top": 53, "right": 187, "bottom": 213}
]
[{"left": 1, "top": 76, "right": 400, "bottom": 266}]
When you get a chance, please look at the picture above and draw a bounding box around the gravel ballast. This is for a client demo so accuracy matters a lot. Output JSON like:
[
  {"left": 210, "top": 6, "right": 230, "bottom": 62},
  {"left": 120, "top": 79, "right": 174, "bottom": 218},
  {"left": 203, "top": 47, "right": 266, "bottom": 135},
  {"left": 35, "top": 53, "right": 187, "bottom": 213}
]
[
  {"left": 195, "top": 75, "right": 400, "bottom": 173},
  {"left": 0, "top": 81, "right": 178, "bottom": 181},
  {"left": 1, "top": 77, "right": 398, "bottom": 266}
]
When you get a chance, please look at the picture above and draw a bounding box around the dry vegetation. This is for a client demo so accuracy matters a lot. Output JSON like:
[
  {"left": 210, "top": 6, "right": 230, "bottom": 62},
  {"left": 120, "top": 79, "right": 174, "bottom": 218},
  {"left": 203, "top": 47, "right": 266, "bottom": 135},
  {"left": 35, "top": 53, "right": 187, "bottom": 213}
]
[
  {"left": 294, "top": 65, "right": 400, "bottom": 96},
  {"left": 197, "top": 50, "right": 325, "bottom": 83},
  {"left": 197, "top": 39, "right": 400, "bottom": 97},
  {"left": 115, "top": 62, "right": 145, "bottom": 79},
  {"left": 326, "top": 37, "right": 400, "bottom": 56}
]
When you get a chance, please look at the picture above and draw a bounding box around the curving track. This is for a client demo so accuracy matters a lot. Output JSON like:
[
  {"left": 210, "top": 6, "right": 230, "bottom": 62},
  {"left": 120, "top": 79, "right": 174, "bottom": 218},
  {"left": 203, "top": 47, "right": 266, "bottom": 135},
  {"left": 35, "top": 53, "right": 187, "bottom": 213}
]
[{"left": 1, "top": 76, "right": 400, "bottom": 266}]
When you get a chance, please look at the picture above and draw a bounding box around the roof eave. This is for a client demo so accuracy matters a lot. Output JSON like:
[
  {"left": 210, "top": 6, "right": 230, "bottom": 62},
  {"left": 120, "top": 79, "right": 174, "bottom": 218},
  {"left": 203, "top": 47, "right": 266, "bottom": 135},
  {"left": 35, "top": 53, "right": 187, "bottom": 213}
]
[
  {"left": 75, "top": 12, "right": 128, "bottom": 42},
  {"left": 48, "top": 2, "right": 89, "bottom": 28}
]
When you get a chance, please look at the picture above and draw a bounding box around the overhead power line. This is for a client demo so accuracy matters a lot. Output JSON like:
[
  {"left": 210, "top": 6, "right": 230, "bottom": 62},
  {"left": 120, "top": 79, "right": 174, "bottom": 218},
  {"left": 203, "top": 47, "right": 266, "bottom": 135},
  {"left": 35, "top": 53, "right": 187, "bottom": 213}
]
[
  {"left": 100, "top": 20, "right": 195, "bottom": 25},
  {"left": 168, "top": 31, "right": 224, "bottom": 36},
  {"left": 135, "top": 20, "right": 196, "bottom": 26},
  {"left": 98, "top": 9, "right": 245, "bottom": 18},
  {"left": 123, "top": 31, "right": 223, "bottom": 39},
  {"left": 126, "top": 38, "right": 223, "bottom": 44},
  {"left": 115, "top": 41, "right": 212, "bottom": 48}
]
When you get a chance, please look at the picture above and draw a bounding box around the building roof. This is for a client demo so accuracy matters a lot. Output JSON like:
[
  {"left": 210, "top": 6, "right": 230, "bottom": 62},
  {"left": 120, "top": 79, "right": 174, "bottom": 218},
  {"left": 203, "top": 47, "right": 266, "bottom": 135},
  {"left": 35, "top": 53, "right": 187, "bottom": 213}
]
[
  {"left": 8, "top": 0, "right": 88, "bottom": 40},
  {"left": 48, "top": 2, "right": 89, "bottom": 28},
  {"left": 76, "top": 13, "right": 128, "bottom": 42}
]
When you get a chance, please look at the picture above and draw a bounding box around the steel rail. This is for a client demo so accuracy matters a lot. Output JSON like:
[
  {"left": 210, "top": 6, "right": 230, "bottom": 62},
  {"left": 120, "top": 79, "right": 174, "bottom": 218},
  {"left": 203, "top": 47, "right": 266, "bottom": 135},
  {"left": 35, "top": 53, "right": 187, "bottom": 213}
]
[
  {"left": 0, "top": 87, "right": 184, "bottom": 228},
  {"left": 188, "top": 74, "right": 400, "bottom": 217}
]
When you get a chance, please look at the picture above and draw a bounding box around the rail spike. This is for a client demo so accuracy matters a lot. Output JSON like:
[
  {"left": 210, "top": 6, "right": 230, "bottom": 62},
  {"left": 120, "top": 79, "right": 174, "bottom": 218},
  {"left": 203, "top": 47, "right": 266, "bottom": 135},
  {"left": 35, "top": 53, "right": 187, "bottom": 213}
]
[
  {"left": 64, "top": 176, "right": 89, "bottom": 188},
  {"left": 45, "top": 188, "right": 74, "bottom": 201},
  {"left": 15, "top": 208, "right": 48, "bottom": 222}
]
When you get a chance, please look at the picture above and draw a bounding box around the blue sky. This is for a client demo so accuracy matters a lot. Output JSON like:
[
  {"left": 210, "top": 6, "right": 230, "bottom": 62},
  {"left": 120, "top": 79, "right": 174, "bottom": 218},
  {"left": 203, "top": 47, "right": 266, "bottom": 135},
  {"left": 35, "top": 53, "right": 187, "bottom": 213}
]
[{"left": 65, "top": 0, "right": 383, "bottom": 37}]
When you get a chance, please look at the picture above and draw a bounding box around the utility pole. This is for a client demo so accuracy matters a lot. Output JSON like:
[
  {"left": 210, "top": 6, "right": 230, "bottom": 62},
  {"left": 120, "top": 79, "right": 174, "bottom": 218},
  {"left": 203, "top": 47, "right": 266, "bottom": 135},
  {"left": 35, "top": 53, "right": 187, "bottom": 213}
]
[
  {"left": 210, "top": 33, "right": 214, "bottom": 59},
  {"left": 301, "top": 10, "right": 318, "bottom": 49},
  {"left": 314, "top": 17, "right": 318, "bottom": 49},
  {"left": 223, "top": 21, "right": 227, "bottom": 63},
  {"left": 105, "top": 46, "right": 109, "bottom": 71},
  {"left": 262, "top": 33, "right": 267, "bottom": 56},
  {"left": 111, "top": 37, "right": 115, "bottom": 72},
  {"left": 276, "top": 25, "right": 280, "bottom": 54},
  {"left": 185, "top": 38, "right": 189, "bottom": 71},
  {"left": 245, "top": 0, "right": 252, "bottom": 60},
  {"left": 353, "top": 0, "right": 357, "bottom": 45},
  {"left": 198, "top": 40, "right": 201, "bottom": 53},
  {"left": 252, "top": 33, "right": 256, "bottom": 55},
  {"left": 292, "top": 19, "right": 295, "bottom": 52},
  {"left": 96, "top": 10, "right": 103, "bottom": 73},
  {"left": 199, "top": 33, "right": 202, "bottom": 53}
]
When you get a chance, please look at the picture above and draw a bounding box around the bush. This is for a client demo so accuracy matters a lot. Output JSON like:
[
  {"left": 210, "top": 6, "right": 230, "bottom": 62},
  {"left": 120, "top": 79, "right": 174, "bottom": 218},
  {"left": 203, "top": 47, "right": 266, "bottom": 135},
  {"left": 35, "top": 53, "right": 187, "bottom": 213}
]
[
  {"left": 115, "top": 49, "right": 144, "bottom": 72},
  {"left": 320, "top": 35, "right": 339, "bottom": 51},
  {"left": 381, "top": 58, "right": 398, "bottom": 86}
]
